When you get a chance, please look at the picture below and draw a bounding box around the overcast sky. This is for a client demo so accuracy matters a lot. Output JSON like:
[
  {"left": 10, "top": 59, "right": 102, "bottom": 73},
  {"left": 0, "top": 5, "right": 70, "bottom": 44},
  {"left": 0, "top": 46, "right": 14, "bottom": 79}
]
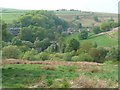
[{"left": 0, "top": 0, "right": 119, "bottom": 13}]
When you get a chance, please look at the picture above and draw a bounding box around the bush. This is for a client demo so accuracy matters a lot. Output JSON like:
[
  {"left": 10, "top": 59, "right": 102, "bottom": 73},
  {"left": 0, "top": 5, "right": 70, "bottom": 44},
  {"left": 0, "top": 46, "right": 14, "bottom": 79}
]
[
  {"left": 2, "top": 41, "right": 8, "bottom": 48},
  {"left": 67, "top": 39, "right": 80, "bottom": 51},
  {"left": 19, "top": 45, "right": 31, "bottom": 52},
  {"left": 79, "top": 30, "right": 88, "bottom": 40},
  {"left": 49, "top": 53, "right": 65, "bottom": 61},
  {"left": 106, "top": 47, "right": 118, "bottom": 61},
  {"left": 22, "top": 41, "right": 34, "bottom": 48},
  {"left": 35, "top": 52, "right": 49, "bottom": 61},
  {"left": 78, "top": 53, "right": 94, "bottom": 62},
  {"left": 22, "top": 49, "right": 38, "bottom": 60},
  {"left": 63, "top": 53, "right": 72, "bottom": 61},
  {"left": 80, "top": 42, "right": 93, "bottom": 53},
  {"left": 89, "top": 48, "right": 108, "bottom": 63},
  {"left": 71, "top": 56, "right": 80, "bottom": 61},
  {"left": 2, "top": 45, "right": 21, "bottom": 59},
  {"left": 93, "top": 26, "right": 101, "bottom": 34}
]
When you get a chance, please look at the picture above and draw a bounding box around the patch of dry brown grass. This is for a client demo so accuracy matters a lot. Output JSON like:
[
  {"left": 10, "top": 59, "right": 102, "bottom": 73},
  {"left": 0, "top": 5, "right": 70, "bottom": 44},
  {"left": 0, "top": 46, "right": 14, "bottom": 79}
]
[{"left": 70, "top": 75, "right": 118, "bottom": 88}]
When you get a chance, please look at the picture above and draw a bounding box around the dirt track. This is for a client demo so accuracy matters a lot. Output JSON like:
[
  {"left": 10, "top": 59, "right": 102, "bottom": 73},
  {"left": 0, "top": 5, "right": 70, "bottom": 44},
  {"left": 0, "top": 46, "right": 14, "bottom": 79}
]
[{"left": 2, "top": 59, "right": 102, "bottom": 66}]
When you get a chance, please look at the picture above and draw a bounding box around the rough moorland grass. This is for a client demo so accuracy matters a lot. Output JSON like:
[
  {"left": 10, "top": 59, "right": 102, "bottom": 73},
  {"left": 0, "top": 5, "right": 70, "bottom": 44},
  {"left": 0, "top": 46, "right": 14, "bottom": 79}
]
[
  {"left": 73, "top": 61, "right": 118, "bottom": 88},
  {"left": 2, "top": 64, "right": 78, "bottom": 88},
  {"left": 65, "top": 32, "right": 118, "bottom": 47},
  {"left": 2, "top": 61, "right": 118, "bottom": 88}
]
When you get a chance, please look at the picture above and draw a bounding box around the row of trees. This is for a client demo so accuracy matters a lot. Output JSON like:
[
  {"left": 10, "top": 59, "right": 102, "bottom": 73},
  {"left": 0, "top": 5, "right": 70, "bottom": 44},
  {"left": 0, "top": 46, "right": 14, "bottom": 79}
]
[{"left": 2, "top": 40, "right": 119, "bottom": 63}]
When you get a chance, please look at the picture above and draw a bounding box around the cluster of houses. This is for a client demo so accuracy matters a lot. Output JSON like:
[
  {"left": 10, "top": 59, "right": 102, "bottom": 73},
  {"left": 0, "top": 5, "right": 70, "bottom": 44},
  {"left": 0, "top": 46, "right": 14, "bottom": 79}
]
[
  {"left": 9, "top": 26, "right": 93, "bottom": 36},
  {"left": 63, "top": 27, "right": 92, "bottom": 35},
  {"left": 9, "top": 27, "right": 21, "bottom": 36}
]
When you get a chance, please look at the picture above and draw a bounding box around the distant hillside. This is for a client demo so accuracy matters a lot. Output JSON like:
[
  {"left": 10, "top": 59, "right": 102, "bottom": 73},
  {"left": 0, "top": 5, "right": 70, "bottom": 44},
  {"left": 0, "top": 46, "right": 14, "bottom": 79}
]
[
  {"left": 54, "top": 10, "right": 118, "bottom": 27},
  {"left": 0, "top": 7, "right": 29, "bottom": 13},
  {"left": 0, "top": 8, "right": 118, "bottom": 25}
]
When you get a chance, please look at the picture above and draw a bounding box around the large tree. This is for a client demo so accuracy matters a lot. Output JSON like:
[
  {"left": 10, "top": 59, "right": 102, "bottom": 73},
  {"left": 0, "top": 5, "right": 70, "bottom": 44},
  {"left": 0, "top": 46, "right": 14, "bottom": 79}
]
[{"left": 68, "top": 39, "right": 80, "bottom": 51}]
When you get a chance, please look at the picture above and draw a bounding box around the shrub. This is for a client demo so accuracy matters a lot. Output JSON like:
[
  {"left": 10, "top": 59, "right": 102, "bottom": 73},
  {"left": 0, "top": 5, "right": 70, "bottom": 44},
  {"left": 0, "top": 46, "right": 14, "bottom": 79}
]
[
  {"left": 63, "top": 53, "right": 72, "bottom": 61},
  {"left": 80, "top": 42, "right": 93, "bottom": 53},
  {"left": 2, "top": 41, "right": 8, "bottom": 48},
  {"left": 79, "top": 30, "right": 88, "bottom": 40},
  {"left": 67, "top": 39, "right": 80, "bottom": 51},
  {"left": 93, "top": 26, "right": 101, "bottom": 34},
  {"left": 22, "top": 49, "right": 38, "bottom": 60},
  {"left": 2, "top": 45, "right": 21, "bottom": 59},
  {"left": 106, "top": 47, "right": 119, "bottom": 61},
  {"left": 19, "top": 45, "right": 31, "bottom": 52},
  {"left": 49, "top": 53, "right": 65, "bottom": 61},
  {"left": 35, "top": 52, "right": 49, "bottom": 61},
  {"left": 89, "top": 48, "right": 108, "bottom": 63},
  {"left": 78, "top": 53, "right": 94, "bottom": 62},
  {"left": 22, "top": 41, "right": 34, "bottom": 48},
  {"left": 71, "top": 56, "right": 80, "bottom": 61}
]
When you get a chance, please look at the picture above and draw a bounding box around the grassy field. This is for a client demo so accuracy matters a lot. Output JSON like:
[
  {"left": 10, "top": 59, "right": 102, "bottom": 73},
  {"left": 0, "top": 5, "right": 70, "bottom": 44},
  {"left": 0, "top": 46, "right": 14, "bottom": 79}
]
[
  {"left": 2, "top": 60, "right": 118, "bottom": 88},
  {"left": 65, "top": 31, "right": 118, "bottom": 48},
  {"left": 1, "top": 13, "right": 24, "bottom": 23}
]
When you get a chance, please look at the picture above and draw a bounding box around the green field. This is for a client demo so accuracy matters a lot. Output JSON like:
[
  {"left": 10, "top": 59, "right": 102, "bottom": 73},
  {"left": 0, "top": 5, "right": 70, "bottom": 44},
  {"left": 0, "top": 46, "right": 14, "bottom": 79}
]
[
  {"left": 1, "top": 13, "right": 24, "bottom": 23},
  {"left": 2, "top": 61, "right": 118, "bottom": 88},
  {"left": 2, "top": 64, "right": 78, "bottom": 88},
  {"left": 65, "top": 32, "right": 118, "bottom": 48}
]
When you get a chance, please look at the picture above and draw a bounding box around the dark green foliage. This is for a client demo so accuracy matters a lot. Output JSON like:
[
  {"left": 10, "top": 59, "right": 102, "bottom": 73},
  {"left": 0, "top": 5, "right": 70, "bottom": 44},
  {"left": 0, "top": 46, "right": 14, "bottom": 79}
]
[
  {"left": 93, "top": 26, "right": 101, "bottom": 34},
  {"left": 67, "top": 39, "right": 80, "bottom": 51},
  {"left": 19, "top": 10, "right": 69, "bottom": 29},
  {"left": 19, "top": 27, "right": 34, "bottom": 42},
  {"left": 47, "top": 44, "right": 55, "bottom": 53},
  {"left": 34, "top": 37, "right": 51, "bottom": 51},
  {"left": 12, "top": 37, "right": 22, "bottom": 46},
  {"left": 2, "top": 21, "right": 13, "bottom": 42},
  {"left": 39, "top": 38, "right": 51, "bottom": 51},
  {"left": 34, "top": 27, "right": 45, "bottom": 41},
  {"left": 79, "top": 30, "right": 88, "bottom": 40}
]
